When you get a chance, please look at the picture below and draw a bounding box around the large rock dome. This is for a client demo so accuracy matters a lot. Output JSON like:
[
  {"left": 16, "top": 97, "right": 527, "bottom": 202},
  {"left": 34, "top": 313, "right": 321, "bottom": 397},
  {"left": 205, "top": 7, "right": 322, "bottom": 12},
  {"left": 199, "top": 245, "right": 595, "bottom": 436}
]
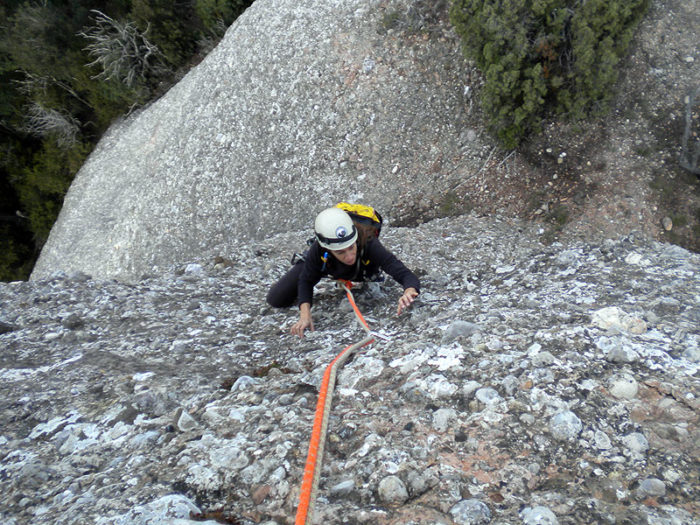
[{"left": 31, "top": 0, "right": 485, "bottom": 280}]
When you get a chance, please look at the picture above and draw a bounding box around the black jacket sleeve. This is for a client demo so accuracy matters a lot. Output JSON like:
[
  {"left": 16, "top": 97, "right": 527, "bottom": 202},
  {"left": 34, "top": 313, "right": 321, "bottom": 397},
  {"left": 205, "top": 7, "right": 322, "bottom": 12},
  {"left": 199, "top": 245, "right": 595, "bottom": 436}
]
[
  {"left": 296, "top": 242, "right": 324, "bottom": 306},
  {"left": 364, "top": 239, "right": 420, "bottom": 293}
]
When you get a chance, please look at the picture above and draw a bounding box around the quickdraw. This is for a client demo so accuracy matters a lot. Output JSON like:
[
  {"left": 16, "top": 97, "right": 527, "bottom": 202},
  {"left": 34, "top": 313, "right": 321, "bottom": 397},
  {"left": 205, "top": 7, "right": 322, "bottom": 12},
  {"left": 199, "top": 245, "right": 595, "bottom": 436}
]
[{"left": 295, "top": 280, "right": 375, "bottom": 524}]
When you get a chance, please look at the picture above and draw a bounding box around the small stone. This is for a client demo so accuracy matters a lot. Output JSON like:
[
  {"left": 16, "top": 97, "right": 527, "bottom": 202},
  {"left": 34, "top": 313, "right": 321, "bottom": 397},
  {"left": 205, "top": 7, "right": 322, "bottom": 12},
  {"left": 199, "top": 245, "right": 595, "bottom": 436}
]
[
  {"left": 251, "top": 484, "right": 271, "bottom": 504},
  {"left": 532, "top": 351, "right": 556, "bottom": 366},
  {"left": 442, "top": 320, "right": 480, "bottom": 344},
  {"left": 176, "top": 410, "right": 199, "bottom": 432},
  {"left": 432, "top": 408, "right": 457, "bottom": 432},
  {"left": 475, "top": 387, "right": 501, "bottom": 405},
  {"left": 683, "top": 346, "right": 700, "bottom": 362},
  {"left": 549, "top": 410, "right": 583, "bottom": 441},
  {"left": 462, "top": 380, "right": 482, "bottom": 398},
  {"left": 521, "top": 506, "right": 559, "bottom": 524},
  {"left": 520, "top": 413, "right": 535, "bottom": 425},
  {"left": 421, "top": 374, "right": 458, "bottom": 399},
  {"left": 652, "top": 297, "right": 681, "bottom": 315},
  {"left": 637, "top": 478, "right": 666, "bottom": 498},
  {"left": 449, "top": 499, "right": 491, "bottom": 524},
  {"left": 44, "top": 331, "right": 62, "bottom": 341},
  {"left": 329, "top": 479, "right": 355, "bottom": 498},
  {"left": 231, "top": 375, "right": 258, "bottom": 392},
  {"left": 184, "top": 263, "right": 205, "bottom": 275},
  {"left": 377, "top": 475, "right": 408, "bottom": 504},
  {"left": 594, "top": 430, "right": 612, "bottom": 450},
  {"left": 662, "top": 217, "right": 673, "bottom": 231},
  {"left": 621, "top": 432, "right": 649, "bottom": 454},
  {"left": 278, "top": 393, "right": 294, "bottom": 406},
  {"left": 604, "top": 340, "right": 638, "bottom": 363},
  {"left": 609, "top": 374, "right": 639, "bottom": 399},
  {"left": 61, "top": 313, "right": 85, "bottom": 330},
  {"left": 663, "top": 470, "right": 681, "bottom": 483},
  {"left": 591, "top": 306, "right": 647, "bottom": 334},
  {"left": 406, "top": 469, "right": 436, "bottom": 497}
]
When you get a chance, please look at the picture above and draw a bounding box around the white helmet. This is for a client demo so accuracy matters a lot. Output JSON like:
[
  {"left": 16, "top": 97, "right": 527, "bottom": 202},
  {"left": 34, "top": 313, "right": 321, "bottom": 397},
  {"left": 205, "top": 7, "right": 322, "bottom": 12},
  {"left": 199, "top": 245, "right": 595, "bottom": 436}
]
[{"left": 314, "top": 207, "right": 357, "bottom": 250}]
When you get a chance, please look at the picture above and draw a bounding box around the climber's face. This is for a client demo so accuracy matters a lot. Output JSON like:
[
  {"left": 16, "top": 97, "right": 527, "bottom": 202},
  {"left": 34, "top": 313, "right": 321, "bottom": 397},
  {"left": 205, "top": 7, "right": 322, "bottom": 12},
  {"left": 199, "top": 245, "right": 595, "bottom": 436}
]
[{"left": 331, "top": 242, "right": 357, "bottom": 265}]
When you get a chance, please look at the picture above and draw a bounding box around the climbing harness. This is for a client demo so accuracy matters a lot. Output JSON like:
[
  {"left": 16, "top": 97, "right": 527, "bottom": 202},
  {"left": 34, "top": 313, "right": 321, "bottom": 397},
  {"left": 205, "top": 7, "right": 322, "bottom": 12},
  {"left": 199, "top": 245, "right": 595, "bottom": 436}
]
[{"left": 294, "top": 280, "right": 375, "bottom": 524}]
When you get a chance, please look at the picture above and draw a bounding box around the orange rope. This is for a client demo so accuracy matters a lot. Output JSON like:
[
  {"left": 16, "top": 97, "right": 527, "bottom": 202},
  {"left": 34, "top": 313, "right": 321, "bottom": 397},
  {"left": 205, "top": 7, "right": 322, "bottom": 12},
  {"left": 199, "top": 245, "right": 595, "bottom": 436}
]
[{"left": 295, "top": 280, "right": 374, "bottom": 524}]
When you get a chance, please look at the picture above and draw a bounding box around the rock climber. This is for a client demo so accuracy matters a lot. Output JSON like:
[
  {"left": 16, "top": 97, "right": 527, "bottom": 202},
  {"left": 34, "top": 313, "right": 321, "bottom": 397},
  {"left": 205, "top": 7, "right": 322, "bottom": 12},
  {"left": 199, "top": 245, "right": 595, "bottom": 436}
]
[{"left": 266, "top": 207, "right": 420, "bottom": 337}]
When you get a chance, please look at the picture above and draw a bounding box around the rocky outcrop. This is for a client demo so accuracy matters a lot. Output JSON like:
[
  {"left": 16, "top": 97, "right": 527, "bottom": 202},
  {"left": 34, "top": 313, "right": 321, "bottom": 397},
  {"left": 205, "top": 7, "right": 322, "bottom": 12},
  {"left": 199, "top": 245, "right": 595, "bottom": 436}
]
[
  {"left": 2, "top": 215, "right": 698, "bottom": 524},
  {"left": 31, "top": 0, "right": 487, "bottom": 281}
]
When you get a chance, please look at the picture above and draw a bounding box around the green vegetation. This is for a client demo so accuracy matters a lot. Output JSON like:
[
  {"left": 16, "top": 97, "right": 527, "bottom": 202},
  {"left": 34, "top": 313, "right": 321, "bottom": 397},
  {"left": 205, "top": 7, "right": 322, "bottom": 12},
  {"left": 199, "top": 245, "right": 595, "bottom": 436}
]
[
  {"left": 437, "top": 190, "right": 473, "bottom": 217},
  {"left": 0, "top": 0, "right": 253, "bottom": 281},
  {"left": 449, "top": 0, "right": 651, "bottom": 148}
]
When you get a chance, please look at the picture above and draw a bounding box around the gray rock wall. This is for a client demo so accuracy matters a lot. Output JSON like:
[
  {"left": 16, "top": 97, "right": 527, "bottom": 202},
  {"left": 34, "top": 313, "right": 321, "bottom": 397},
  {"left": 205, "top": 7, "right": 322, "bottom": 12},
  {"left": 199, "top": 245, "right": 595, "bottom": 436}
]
[
  {"left": 2, "top": 215, "right": 699, "bottom": 524},
  {"left": 32, "top": 0, "right": 485, "bottom": 281}
]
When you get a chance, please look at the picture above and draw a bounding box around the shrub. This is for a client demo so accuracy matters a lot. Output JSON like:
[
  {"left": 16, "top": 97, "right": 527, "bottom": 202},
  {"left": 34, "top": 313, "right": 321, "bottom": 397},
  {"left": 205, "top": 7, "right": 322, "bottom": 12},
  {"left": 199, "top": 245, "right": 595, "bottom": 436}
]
[
  {"left": 78, "top": 10, "right": 164, "bottom": 88},
  {"left": 195, "top": 0, "right": 252, "bottom": 33},
  {"left": 450, "top": 0, "right": 651, "bottom": 148},
  {"left": 17, "top": 140, "right": 91, "bottom": 245}
]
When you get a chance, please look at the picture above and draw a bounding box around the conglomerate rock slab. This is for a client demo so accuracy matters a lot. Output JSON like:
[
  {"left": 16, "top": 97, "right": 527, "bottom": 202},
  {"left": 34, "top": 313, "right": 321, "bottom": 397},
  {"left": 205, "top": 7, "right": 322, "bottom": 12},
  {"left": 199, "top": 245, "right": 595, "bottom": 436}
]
[
  {"left": 0, "top": 217, "right": 700, "bottom": 525},
  {"left": 2, "top": 215, "right": 699, "bottom": 524}
]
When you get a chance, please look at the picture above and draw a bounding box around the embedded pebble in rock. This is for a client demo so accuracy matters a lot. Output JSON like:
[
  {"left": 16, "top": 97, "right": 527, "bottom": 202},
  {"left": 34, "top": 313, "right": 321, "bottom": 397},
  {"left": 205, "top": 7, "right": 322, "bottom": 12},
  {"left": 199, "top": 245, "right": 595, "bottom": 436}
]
[
  {"left": 591, "top": 306, "right": 647, "bottom": 334},
  {"left": 449, "top": 498, "right": 491, "bottom": 524},
  {"left": 475, "top": 387, "right": 501, "bottom": 405},
  {"left": 622, "top": 432, "right": 649, "bottom": 455},
  {"left": 329, "top": 480, "right": 355, "bottom": 498},
  {"left": 433, "top": 408, "right": 457, "bottom": 432},
  {"left": 378, "top": 475, "right": 409, "bottom": 504},
  {"left": 637, "top": 478, "right": 667, "bottom": 498},
  {"left": 177, "top": 410, "right": 199, "bottom": 432},
  {"left": 594, "top": 430, "right": 613, "bottom": 450},
  {"left": 549, "top": 410, "right": 583, "bottom": 441},
  {"left": 442, "top": 320, "right": 480, "bottom": 344},
  {"left": 520, "top": 506, "right": 559, "bottom": 525},
  {"left": 609, "top": 373, "right": 639, "bottom": 399},
  {"left": 1, "top": 218, "right": 699, "bottom": 524}
]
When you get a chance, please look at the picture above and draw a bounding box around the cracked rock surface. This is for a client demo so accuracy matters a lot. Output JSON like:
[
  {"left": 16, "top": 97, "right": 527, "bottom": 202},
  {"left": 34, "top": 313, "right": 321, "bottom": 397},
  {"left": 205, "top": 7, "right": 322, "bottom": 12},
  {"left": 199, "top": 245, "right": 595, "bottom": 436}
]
[{"left": 1, "top": 215, "right": 699, "bottom": 524}]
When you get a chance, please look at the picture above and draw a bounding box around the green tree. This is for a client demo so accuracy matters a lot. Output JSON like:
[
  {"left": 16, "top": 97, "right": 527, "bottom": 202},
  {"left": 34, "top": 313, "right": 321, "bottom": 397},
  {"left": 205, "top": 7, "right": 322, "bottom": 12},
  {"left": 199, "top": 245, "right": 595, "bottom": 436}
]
[
  {"left": 16, "top": 139, "right": 91, "bottom": 244},
  {"left": 450, "top": 0, "right": 651, "bottom": 147},
  {"left": 129, "top": 0, "right": 198, "bottom": 68},
  {"left": 195, "top": 0, "right": 252, "bottom": 33}
]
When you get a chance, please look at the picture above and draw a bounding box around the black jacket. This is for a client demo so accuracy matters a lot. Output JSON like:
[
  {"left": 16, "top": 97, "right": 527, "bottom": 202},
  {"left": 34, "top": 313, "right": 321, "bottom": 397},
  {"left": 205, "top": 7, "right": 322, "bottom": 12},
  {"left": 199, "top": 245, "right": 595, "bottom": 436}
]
[{"left": 297, "top": 238, "right": 420, "bottom": 306}]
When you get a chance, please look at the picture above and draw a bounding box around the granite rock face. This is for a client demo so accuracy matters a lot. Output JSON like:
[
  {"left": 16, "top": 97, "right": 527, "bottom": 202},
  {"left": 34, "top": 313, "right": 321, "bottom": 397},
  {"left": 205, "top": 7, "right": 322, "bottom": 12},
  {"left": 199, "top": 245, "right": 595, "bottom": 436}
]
[
  {"left": 31, "top": 0, "right": 485, "bottom": 281},
  {"left": 2, "top": 215, "right": 699, "bottom": 524}
]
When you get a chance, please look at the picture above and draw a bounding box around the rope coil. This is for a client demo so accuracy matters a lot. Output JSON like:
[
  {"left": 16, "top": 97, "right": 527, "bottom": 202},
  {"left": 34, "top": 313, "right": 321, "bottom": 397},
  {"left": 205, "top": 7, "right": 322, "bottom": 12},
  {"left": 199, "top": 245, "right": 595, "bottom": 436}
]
[{"left": 295, "top": 280, "right": 375, "bottom": 524}]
